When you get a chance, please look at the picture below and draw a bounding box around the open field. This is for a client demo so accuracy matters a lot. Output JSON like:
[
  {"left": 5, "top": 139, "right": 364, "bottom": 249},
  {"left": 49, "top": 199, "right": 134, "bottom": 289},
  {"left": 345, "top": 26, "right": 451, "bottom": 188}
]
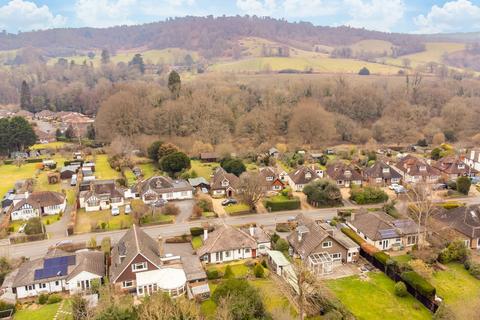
[
  {"left": 349, "top": 39, "right": 394, "bottom": 56},
  {"left": 432, "top": 263, "right": 480, "bottom": 319},
  {"left": 384, "top": 42, "right": 465, "bottom": 68},
  {"left": 326, "top": 272, "right": 431, "bottom": 320},
  {"left": 238, "top": 36, "right": 329, "bottom": 59}
]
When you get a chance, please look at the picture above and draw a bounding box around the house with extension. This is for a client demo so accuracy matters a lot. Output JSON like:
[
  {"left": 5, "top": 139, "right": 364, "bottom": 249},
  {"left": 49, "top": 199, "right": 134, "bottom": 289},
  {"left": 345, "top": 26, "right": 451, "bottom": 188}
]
[
  {"left": 346, "top": 211, "right": 422, "bottom": 251},
  {"left": 433, "top": 156, "right": 477, "bottom": 180},
  {"left": 287, "top": 165, "right": 322, "bottom": 192},
  {"left": 258, "top": 167, "right": 285, "bottom": 193},
  {"left": 110, "top": 225, "right": 187, "bottom": 297},
  {"left": 135, "top": 176, "right": 194, "bottom": 204},
  {"left": 198, "top": 225, "right": 271, "bottom": 264},
  {"left": 78, "top": 180, "right": 124, "bottom": 212},
  {"left": 9, "top": 249, "right": 105, "bottom": 299},
  {"left": 287, "top": 214, "right": 359, "bottom": 276},
  {"left": 394, "top": 155, "right": 440, "bottom": 184},
  {"left": 364, "top": 160, "right": 402, "bottom": 186},
  {"left": 326, "top": 163, "right": 363, "bottom": 188},
  {"left": 10, "top": 191, "right": 66, "bottom": 221},
  {"left": 432, "top": 205, "right": 480, "bottom": 249},
  {"left": 464, "top": 149, "right": 480, "bottom": 172},
  {"left": 210, "top": 167, "right": 240, "bottom": 197}
]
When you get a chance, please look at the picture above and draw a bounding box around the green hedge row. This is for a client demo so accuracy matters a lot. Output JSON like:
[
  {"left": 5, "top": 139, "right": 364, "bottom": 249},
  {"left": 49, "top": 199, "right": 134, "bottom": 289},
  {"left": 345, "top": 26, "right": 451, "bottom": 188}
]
[
  {"left": 265, "top": 198, "right": 300, "bottom": 211},
  {"left": 190, "top": 227, "right": 203, "bottom": 237},
  {"left": 4, "top": 158, "right": 43, "bottom": 164},
  {"left": 400, "top": 271, "right": 436, "bottom": 298},
  {"left": 373, "top": 251, "right": 390, "bottom": 265},
  {"left": 341, "top": 227, "right": 366, "bottom": 245},
  {"left": 64, "top": 160, "right": 84, "bottom": 166}
]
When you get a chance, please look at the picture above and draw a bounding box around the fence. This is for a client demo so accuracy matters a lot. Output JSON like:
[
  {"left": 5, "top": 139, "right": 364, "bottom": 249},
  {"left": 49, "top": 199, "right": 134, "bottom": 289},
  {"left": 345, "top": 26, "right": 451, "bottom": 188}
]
[{"left": 360, "top": 249, "right": 439, "bottom": 313}]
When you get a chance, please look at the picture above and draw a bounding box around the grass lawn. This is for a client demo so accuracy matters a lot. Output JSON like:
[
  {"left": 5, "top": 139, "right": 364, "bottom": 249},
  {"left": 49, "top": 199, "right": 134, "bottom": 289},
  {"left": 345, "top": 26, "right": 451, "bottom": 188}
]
[
  {"left": 391, "top": 254, "right": 412, "bottom": 264},
  {"left": 42, "top": 214, "right": 61, "bottom": 226},
  {"left": 190, "top": 160, "right": 219, "bottom": 181},
  {"left": 138, "top": 162, "right": 160, "bottom": 179},
  {"left": 208, "top": 261, "right": 252, "bottom": 278},
  {"left": 14, "top": 302, "right": 61, "bottom": 320},
  {"left": 191, "top": 236, "right": 203, "bottom": 249},
  {"left": 202, "top": 211, "right": 216, "bottom": 218},
  {"left": 0, "top": 163, "right": 38, "bottom": 196},
  {"left": 224, "top": 203, "right": 251, "bottom": 215},
  {"left": 75, "top": 209, "right": 133, "bottom": 233},
  {"left": 30, "top": 142, "right": 69, "bottom": 150},
  {"left": 246, "top": 162, "right": 258, "bottom": 171},
  {"left": 94, "top": 154, "right": 121, "bottom": 180},
  {"left": 326, "top": 272, "right": 431, "bottom": 320},
  {"left": 431, "top": 263, "right": 480, "bottom": 319},
  {"left": 123, "top": 167, "right": 136, "bottom": 186},
  {"left": 140, "top": 213, "right": 174, "bottom": 225}
]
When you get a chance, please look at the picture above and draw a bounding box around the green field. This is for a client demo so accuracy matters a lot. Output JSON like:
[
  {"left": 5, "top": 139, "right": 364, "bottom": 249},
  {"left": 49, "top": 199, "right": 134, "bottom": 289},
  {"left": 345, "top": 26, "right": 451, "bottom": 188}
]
[
  {"left": 326, "top": 272, "right": 431, "bottom": 320},
  {"left": 30, "top": 142, "right": 69, "bottom": 150},
  {"left": 385, "top": 42, "right": 465, "bottom": 68},
  {"left": 93, "top": 154, "right": 121, "bottom": 180},
  {"left": 349, "top": 39, "right": 394, "bottom": 56},
  {"left": 189, "top": 160, "right": 219, "bottom": 181}
]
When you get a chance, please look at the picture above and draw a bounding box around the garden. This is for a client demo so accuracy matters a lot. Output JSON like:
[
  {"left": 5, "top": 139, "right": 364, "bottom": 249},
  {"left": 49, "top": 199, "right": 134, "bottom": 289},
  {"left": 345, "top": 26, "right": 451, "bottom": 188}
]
[
  {"left": 264, "top": 189, "right": 300, "bottom": 212},
  {"left": 224, "top": 203, "right": 251, "bottom": 215},
  {"left": 189, "top": 160, "right": 219, "bottom": 180},
  {"left": 75, "top": 208, "right": 133, "bottom": 233}
]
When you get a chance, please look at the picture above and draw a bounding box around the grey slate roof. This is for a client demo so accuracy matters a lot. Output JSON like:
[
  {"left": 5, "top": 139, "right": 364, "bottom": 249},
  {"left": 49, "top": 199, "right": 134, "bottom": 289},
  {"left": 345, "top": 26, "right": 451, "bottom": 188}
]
[
  {"left": 11, "top": 191, "right": 65, "bottom": 212},
  {"left": 433, "top": 205, "right": 480, "bottom": 239},
  {"left": 287, "top": 214, "right": 330, "bottom": 258},
  {"left": 136, "top": 176, "right": 194, "bottom": 196},
  {"left": 365, "top": 161, "right": 402, "bottom": 180}
]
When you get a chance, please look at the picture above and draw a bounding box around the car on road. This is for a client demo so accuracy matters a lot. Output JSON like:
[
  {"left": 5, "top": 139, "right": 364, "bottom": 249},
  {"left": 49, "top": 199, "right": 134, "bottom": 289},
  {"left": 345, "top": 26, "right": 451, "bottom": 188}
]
[
  {"left": 125, "top": 204, "right": 132, "bottom": 214},
  {"left": 111, "top": 206, "right": 120, "bottom": 216},
  {"left": 221, "top": 198, "right": 237, "bottom": 206},
  {"left": 55, "top": 239, "right": 73, "bottom": 247}
]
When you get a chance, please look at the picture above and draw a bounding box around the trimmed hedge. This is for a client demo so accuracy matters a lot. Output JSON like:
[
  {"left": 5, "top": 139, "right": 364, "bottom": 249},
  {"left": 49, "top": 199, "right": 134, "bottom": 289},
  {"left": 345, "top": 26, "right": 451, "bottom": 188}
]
[
  {"left": 190, "top": 227, "right": 203, "bottom": 237},
  {"left": 436, "top": 201, "right": 464, "bottom": 210},
  {"left": 373, "top": 251, "right": 390, "bottom": 265},
  {"left": 264, "top": 197, "right": 300, "bottom": 211},
  {"left": 207, "top": 269, "right": 220, "bottom": 280},
  {"left": 350, "top": 186, "right": 388, "bottom": 204},
  {"left": 400, "top": 271, "right": 436, "bottom": 298},
  {"left": 341, "top": 227, "right": 366, "bottom": 245}
]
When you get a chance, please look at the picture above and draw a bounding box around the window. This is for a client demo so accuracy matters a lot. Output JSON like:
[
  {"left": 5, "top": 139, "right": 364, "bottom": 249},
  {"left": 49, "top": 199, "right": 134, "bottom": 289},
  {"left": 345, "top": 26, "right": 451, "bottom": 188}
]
[
  {"left": 132, "top": 262, "right": 147, "bottom": 272},
  {"left": 138, "top": 287, "right": 144, "bottom": 295},
  {"left": 55, "top": 281, "right": 59, "bottom": 286},
  {"left": 181, "top": 191, "right": 188, "bottom": 196},
  {"left": 122, "top": 281, "right": 133, "bottom": 288},
  {"left": 322, "top": 241, "right": 332, "bottom": 248},
  {"left": 396, "top": 238, "right": 401, "bottom": 242},
  {"left": 407, "top": 235, "right": 417, "bottom": 245},
  {"left": 245, "top": 248, "right": 250, "bottom": 253},
  {"left": 375, "top": 178, "right": 382, "bottom": 183},
  {"left": 464, "top": 239, "right": 471, "bottom": 248},
  {"left": 382, "top": 168, "right": 390, "bottom": 174},
  {"left": 215, "top": 252, "right": 221, "bottom": 261},
  {"left": 331, "top": 253, "right": 341, "bottom": 260},
  {"left": 38, "top": 283, "right": 46, "bottom": 289},
  {"left": 259, "top": 245, "right": 265, "bottom": 250},
  {"left": 224, "top": 251, "right": 231, "bottom": 258},
  {"left": 25, "top": 285, "right": 34, "bottom": 291},
  {"left": 238, "top": 249, "right": 241, "bottom": 254}
]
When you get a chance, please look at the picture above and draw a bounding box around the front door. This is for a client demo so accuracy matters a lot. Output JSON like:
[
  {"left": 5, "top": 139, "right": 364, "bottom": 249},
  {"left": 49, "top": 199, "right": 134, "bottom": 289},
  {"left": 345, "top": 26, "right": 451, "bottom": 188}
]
[{"left": 227, "top": 189, "right": 233, "bottom": 197}]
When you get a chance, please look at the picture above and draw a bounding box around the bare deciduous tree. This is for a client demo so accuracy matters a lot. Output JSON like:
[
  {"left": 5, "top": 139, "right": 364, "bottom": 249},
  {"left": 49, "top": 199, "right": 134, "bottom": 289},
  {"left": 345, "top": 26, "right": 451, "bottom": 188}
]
[
  {"left": 238, "top": 172, "right": 265, "bottom": 212},
  {"left": 407, "top": 182, "right": 436, "bottom": 249}
]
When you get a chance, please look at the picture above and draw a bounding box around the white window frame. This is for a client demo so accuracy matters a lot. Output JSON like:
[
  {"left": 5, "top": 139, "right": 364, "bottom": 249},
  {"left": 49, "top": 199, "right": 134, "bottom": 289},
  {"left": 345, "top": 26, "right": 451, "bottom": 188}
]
[
  {"left": 322, "top": 241, "right": 332, "bottom": 248},
  {"left": 132, "top": 262, "right": 147, "bottom": 272},
  {"left": 122, "top": 280, "right": 134, "bottom": 288},
  {"left": 331, "top": 253, "right": 341, "bottom": 260}
]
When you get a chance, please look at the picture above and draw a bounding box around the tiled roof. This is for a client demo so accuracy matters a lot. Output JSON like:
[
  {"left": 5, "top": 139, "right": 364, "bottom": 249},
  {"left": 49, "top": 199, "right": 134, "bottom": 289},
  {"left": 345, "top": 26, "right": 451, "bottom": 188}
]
[
  {"left": 365, "top": 161, "right": 402, "bottom": 180},
  {"left": 137, "top": 176, "right": 194, "bottom": 195},
  {"left": 288, "top": 166, "right": 320, "bottom": 185},
  {"left": 210, "top": 167, "right": 239, "bottom": 190},
  {"left": 12, "top": 191, "right": 65, "bottom": 212},
  {"left": 433, "top": 205, "right": 480, "bottom": 239},
  {"left": 326, "top": 162, "right": 363, "bottom": 181}
]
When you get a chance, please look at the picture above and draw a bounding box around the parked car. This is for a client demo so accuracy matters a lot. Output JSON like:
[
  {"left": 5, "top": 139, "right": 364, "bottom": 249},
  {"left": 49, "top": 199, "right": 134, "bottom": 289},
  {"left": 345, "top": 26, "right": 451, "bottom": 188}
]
[
  {"left": 389, "top": 183, "right": 401, "bottom": 190},
  {"left": 221, "top": 198, "right": 237, "bottom": 206},
  {"left": 111, "top": 206, "right": 120, "bottom": 216},
  {"left": 125, "top": 204, "right": 131, "bottom": 214},
  {"left": 393, "top": 185, "right": 407, "bottom": 194}
]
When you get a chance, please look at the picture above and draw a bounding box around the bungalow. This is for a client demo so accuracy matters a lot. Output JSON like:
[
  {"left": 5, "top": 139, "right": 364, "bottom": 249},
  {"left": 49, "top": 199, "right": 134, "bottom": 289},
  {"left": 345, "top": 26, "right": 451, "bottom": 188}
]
[
  {"left": 136, "top": 176, "right": 194, "bottom": 204},
  {"left": 110, "top": 225, "right": 187, "bottom": 297},
  {"left": 364, "top": 160, "right": 402, "bottom": 186},
  {"left": 10, "top": 249, "right": 105, "bottom": 299},
  {"left": 79, "top": 180, "right": 124, "bottom": 212},
  {"left": 394, "top": 155, "right": 440, "bottom": 184},
  {"left": 287, "top": 165, "right": 322, "bottom": 192},
  {"left": 326, "top": 163, "right": 363, "bottom": 188},
  {"left": 210, "top": 167, "right": 239, "bottom": 198},
  {"left": 433, "top": 156, "right": 477, "bottom": 180},
  {"left": 258, "top": 167, "right": 285, "bottom": 192},
  {"left": 432, "top": 205, "right": 480, "bottom": 249},
  {"left": 10, "top": 191, "right": 66, "bottom": 221},
  {"left": 287, "top": 214, "right": 359, "bottom": 275},
  {"left": 199, "top": 152, "right": 219, "bottom": 163},
  {"left": 268, "top": 147, "right": 280, "bottom": 158},
  {"left": 346, "top": 211, "right": 421, "bottom": 251},
  {"left": 198, "top": 225, "right": 271, "bottom": 264}
]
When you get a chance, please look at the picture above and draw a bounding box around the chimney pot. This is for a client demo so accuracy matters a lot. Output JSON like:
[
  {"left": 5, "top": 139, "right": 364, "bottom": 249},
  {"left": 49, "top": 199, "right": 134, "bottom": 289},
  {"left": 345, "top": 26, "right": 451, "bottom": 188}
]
[
  {"left": 249, "top": 225, "right": 255, "bottom": 237},
  {"left": 158, "top": 236, "right": 164, "bottom": 257},
  {"left": 204, "top": 228, "right": 208, "bottom": 241}
]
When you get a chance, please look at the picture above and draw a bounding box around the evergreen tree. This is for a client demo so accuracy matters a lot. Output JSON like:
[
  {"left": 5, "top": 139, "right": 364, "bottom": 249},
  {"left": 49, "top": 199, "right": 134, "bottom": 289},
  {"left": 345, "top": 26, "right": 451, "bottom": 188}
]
[
  {"left": 101, "top": 49, "right": 110, "bottom": 64},
  {"left": 129, "top": 53, "right": 145, "bottom": 74},
  {"left": 55, "top": 128, "right": 62, "bottom": 141},
  {"left": 168, "top": 70, "right": 181, "bottom": 97},
  {"left": 358, "top": 67, "right": 370, "bottom": 75},
  {"left": 8, "top": 116, "right": 37, "bottom": 152},
  {"left": 65, "top": 125, "right": 75, "bottom": 140},
  {"left": 20, "top": 80, "right": 33, "bottom": 112},
  {"left": 86, "top": 124, "right": 96, "bottom": 140}
]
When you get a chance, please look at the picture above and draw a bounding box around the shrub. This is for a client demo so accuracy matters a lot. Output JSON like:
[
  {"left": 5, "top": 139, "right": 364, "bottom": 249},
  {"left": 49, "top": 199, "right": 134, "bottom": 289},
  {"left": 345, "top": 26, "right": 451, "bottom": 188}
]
[
  {"left": 350, "top": 186, "right": 388, "bottom": 204},
  {"left": 400, "top": 271, "right": 436, "bottom": 298},
  {"left": 456, "top": 176, "right": 471, "bottom": 195},
  {"left": 358, "top": 67, "right": 370, "bottom": 75},
  {"left": 224, "top": 265, "right": 234, "bottom": 279},
  {"left": 303, "top": 179, "right": 342, "bottom": 207},
  {"left": 261, "top": 259, "right": 267, "bottom": 268},
  {"left": 254, "top": 264, "right": 265, "bottom": 278},
  {"left": 38, "top": 293, "right": 48, "bottom": 304},
  {"left": 438, "top": 240, "right": 470, "bottom": 263},
  {"left": 341, "top": 228, "right": 365, "bottom": 245},
  {"left": 220, "top": 158, "right": 246, "bottom": 177},
  {"left": 373, "top": 251, "right": 390, "bottom": 266},
  {"left": 190, "top": 227, "right": 203, "bottom": 237},
  {"left": 464, "top": 260, "right": 480, "bottom": 279},
  {"left": 47, "top": 294, "right": 62, "bottom": 304},
  {"left": 275, "top": 223, "right": 291, "bottom": 233},
  {"left": 159, "top": 152, "right": 191, "bottom": 176},
  {"left": 394, "top": 281, "right": 408, "bottom": 297},
  {"left": 206, "top": 269, "right": 220, "bottom": 280},
  {"left": 438, "top": 201, "right": 463, "bottom": 210},
  {"left": 274, "top": 238, "right": 289, "bottom": 252},
  {"left": 162, "top": 203, "right": 180, "bottom": 216},
  {"left": 264, "top": 197, "right": 300, "bottom": 211},
  {"left": 0, "top": 301, "right": 15, "bottom": 314},
  {"left": 24, "top": 217, "right": 43, "bottom": 235},
  {"left": 270, "top": 232, "right": 280, "bottom": 245}
]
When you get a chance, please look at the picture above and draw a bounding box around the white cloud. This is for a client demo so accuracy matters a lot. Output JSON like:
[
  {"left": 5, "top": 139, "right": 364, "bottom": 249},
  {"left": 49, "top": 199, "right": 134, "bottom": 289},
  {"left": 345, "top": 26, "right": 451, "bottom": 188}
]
[
  {"left": 75, "top": 0, "right": 138, "bottom": 28},
  {"left": 236, "top": 0, "right": 277, "bottom": 16},
  {"left": 0, "top": 0, "right": 66, "bottom": 32},
  {"left": 282, "top": 0, "right": 339, "bottom": 17},
  {"left": 344, "top": 0, "right": 405, "bottom": 32},
  {"left": 414, "top": 0, "right": 480, "bottom": 34}
]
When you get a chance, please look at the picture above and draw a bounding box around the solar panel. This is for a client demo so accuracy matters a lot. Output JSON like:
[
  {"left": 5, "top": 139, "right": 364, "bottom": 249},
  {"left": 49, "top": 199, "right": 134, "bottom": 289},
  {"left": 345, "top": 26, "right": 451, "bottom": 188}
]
[
  {"left": 379, "top": 229, "right": 398, "bottom": 238},
  {"left": 34, "top": 265, "right": 68, "bottom": 280},
  {"left": 43, "top": 255, "right": 75, "bottom": 268}
]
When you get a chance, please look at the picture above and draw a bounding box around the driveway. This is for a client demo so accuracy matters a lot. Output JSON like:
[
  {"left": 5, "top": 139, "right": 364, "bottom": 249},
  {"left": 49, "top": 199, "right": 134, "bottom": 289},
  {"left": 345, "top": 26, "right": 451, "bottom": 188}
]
[
  {"left": 45, "top": 204, "right": 71, "bottom": 239},
  {"left": 174, "top": 199, "right": 195, "bottom": 223},
  {"left": 211, "top": 198, "right": 227, "bottom": 217}
]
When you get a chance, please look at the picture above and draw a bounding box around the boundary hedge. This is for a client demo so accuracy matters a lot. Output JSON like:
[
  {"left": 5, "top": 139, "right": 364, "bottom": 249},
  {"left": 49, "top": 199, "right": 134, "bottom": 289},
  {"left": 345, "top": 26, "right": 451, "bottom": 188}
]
[{"left": 264, "top": 197, "right": 300, "bottom": 211}]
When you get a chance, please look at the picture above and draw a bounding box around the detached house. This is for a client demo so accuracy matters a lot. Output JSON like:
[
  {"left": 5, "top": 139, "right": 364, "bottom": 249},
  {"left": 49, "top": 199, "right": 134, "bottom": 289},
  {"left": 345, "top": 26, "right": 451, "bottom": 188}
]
[
  {"left": 464, "top": 149, "right": 480, "bottom": 172},
  {"left": 433, "top": 156, "right": 477, "bottom": 180},
  {"left": 432, "top": 205, "right": 480, "bottom": 249},
  {"left": 136, "top": 176, "right": 194, "bottom": 204},
  {"left": 198, "top": 225, "right": 271, "bottom": 264},
  {"left": 326, "top": 163, "right": 363, "bottom": 188},
  {"left": 287, "top": 165, "right": 322, "bottom": 192},
  {"left": 79, "top": 180, "right": 124, "bottom": 212},
  {"left": 394, "top": 155, "right": 440, "bottom": 184},
  {"left": 258, "top": 167, "right": 285, "bottom": 192},
  {"left": 287, "top": 214, "right": 359, "bottom": 276},
  {"left": 364, "top": 160, "right": 402, "bottom": 186},
  {"left": 110, "top": 225, "right": 187, "bottom": 297},
  {"left": 346, "top": 211, "right": 421, "bottom": 251},
  {"left": 10, "top": 191, "right": 66, "bottom": 221},
  {"left": 210, "top": 167, "right": 239, "bottom": 197}
]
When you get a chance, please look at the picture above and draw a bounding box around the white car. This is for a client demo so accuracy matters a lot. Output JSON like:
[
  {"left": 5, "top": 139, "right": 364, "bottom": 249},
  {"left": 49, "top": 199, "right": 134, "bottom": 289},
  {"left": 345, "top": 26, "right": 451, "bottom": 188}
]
[
  {"left": 389, "top": 183, "right": 401, "bottom": 190},
  {"left": 125, "top": 204, "right": 132, "bottom": 214},
  {"left": 111, "top": 206, "right": 120, "bottom": 216}
]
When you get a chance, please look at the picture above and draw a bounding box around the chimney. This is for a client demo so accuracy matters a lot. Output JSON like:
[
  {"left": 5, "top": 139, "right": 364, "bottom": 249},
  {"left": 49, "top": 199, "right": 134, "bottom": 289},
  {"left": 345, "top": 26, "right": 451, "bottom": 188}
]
[
  {"left": 249, "top": 225, "right": 255, "bottom": 237},
  {"left": 24, "top": 191, "right": 29, "bottom": 198},
  {"left": 204, "top": 228, "right": 208, "bottom": 241},
  {"left": 351, "top": 212, "right": 355, "bottom": 221},
  {"left": 158, "top": 236, "right": 164, "bottom": 257},
  {"left": 298, "top": 232, "right": 303, "bottom": 242}
]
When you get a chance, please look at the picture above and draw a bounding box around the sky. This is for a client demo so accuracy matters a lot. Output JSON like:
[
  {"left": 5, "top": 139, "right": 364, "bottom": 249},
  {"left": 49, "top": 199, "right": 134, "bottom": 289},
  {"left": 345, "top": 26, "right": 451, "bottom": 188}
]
[{"left": 0, "top": 0, "right": 479, "bottom": 34}]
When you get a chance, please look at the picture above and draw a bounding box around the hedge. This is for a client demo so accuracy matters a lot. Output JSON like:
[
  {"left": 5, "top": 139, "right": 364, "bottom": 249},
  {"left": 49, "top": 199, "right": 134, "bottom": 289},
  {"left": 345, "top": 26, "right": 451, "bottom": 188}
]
[
  {"left": 264, "top": 198, "right": 300, "bottom": 211},
  {"left": 206, "top": 269, "right": 220, "bottom": 280},
  {"left": 436, "top": 201, "right": 464, "bottom": 210},
  {"left": 350, "top": 186, "right": 388, "bottom": 204},
  {"left": 190, "top": 227, "right": 203, "bottom": 237},
  {"left": 341, "top": 228, "right": 366, "bottom": 245},
  {"left": 64, "top": 160, "right": 84, "bottom": 166},
  {"left": 373, "top": 251, "right": 390, "bottom": 265},
  {"left": 26, "top": 158, "right": 43, "bottom": 163},
  {"left": 400, "top": 271, "right": 436, "bottom": 298}
]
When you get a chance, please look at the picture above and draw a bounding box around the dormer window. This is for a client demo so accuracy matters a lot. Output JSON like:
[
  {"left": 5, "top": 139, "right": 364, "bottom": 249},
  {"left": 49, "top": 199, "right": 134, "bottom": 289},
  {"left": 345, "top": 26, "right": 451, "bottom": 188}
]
[
  {"left": 419, "top": 166, "right": 427, "bottom": 171},
  {"left": 345, "top": 170, "right": 351, "bottom": 177},
  {"left": 119, "top": 255, "right": 126, "bottom": 264},
  {"left": 305, "top": 172, "right": 312, "bottom": 179},
  {"left": 382, "top": 167, "right": 390, "bottom": 174},
  {"left": 458, "top": 164, "right": 465, "bottom": 169},
  {"left": 266, "top": 176, "right": 274, "bottom": 182}
]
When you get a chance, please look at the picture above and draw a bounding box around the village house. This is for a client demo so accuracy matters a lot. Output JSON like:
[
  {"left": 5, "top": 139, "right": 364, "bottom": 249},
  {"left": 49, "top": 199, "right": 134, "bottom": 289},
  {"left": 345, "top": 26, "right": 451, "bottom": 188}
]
[
  {"left": 60, "top": 165, "right": 80, "bottom": 180},
  {"left": 10, "top": 191, "right": 66, "bottom": 221},
  {"left": 59, "top": 112, "right": 94, "bottom": 137},
  {"left": 287, "top": 214, "right": 359, "bottom": 276},
  {"left": 364, "top": 160, "right": 402, "bottom": 186},
  {"left": 78, "top": 180, "right": 124, "bottom": 212},
  {"left": 326, "top": 163, "right": 363, "bottom": 188},
  {"left": 135, "top": 176, "right": 194, "bottom": 204},
  {"left": 394, "top": 154, "right": 440, "bottom": 184},
  {"left": 432, "top": 205, "right": 480, "bottom": 249},
  {"left": 8, "top": 249, "right": 105, "bottom": 299},
  {"left": 433, "top": 156, "right": 477, "bottom": 180},
  {"left": 258, "top": 167, "right": 285, "bottom": 193},
  {"left": 210, "top": 167, "right": 239, "bottom": 198},
  {"left": 199, "top": 152, "right": 219, "bottom": 163},
  {"left": 287, "top": 165, "right": 322, "bottom": 192},
  {"left": 464, "top": 149, "right": 480, "bottom": 172},
  {"left": 346, "top": 211, "right": 422, "bottom": 251},
  {"left": 198, "top": 225, "right": 271, "bottom": 264},
  {"left": 110, "top": 225, "right": 187, "bottom": 297}
]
